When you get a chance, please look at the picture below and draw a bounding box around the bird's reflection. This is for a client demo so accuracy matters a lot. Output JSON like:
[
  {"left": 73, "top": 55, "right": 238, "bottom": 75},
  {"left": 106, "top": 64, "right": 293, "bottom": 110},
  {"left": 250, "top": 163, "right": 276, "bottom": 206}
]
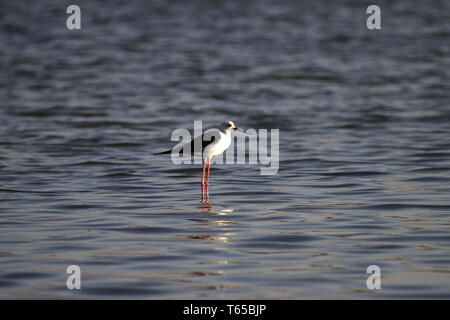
[
  {"left": 199, "top": 203, "right": 236, "bottom": 215},
  {"left": 201, "top": 202, "right": 212, "bottom": 213}
]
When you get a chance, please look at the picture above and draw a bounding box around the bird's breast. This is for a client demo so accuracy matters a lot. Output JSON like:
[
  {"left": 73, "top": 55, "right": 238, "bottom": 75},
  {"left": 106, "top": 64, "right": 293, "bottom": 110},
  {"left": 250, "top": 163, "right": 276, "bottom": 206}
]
[{"left": 204, "top": 132, "right": 231, "bottom": 158}]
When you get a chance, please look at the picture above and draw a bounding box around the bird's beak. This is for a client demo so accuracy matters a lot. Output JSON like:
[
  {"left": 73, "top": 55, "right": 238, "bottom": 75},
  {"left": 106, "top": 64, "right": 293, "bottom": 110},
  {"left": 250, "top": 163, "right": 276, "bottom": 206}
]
[{"left": 234, "top": 127, "right": 243, "bottom": 132}]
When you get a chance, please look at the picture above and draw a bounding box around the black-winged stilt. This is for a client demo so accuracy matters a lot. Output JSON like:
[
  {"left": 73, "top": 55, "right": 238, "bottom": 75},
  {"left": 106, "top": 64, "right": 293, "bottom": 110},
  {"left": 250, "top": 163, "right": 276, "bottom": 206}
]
[{"left": 156, "top": 121, "right": 239, "bottom": 204}]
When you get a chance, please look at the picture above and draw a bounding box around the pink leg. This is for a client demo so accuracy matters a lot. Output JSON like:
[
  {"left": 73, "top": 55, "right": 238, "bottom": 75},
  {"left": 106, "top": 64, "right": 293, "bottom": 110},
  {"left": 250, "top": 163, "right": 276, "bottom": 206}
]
[
  {"left": 201, "top": 158, "right": 206, "bottom": 203},
  {"left": 205, "top": 157, "right": 211, "bottom": 202}
]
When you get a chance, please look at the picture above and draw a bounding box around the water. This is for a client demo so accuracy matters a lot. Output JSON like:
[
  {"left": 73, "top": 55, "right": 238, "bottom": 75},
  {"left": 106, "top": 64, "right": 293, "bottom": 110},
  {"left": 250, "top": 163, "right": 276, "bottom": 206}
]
[{"left": 0, "top": 0, "right": 449, "bottom": 299}]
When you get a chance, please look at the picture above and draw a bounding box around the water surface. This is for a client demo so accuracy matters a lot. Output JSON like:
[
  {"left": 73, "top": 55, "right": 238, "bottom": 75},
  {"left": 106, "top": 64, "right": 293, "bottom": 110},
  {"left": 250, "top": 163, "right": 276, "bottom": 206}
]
[{"left": 0, "top": 0, "right": 449, "bottom": 299}]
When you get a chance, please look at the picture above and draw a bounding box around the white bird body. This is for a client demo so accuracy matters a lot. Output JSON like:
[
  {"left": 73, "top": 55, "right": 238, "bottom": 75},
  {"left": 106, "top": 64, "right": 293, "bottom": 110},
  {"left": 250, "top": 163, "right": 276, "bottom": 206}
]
[{"left": 200, "top": 129, "right": 232, "bottom": 159}]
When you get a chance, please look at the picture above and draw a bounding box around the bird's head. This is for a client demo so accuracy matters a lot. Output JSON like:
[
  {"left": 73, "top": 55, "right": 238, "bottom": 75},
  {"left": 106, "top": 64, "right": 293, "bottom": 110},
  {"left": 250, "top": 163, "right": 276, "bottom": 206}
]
[{"left": 221, "top": 120, "right": 238, "bottom": 133}]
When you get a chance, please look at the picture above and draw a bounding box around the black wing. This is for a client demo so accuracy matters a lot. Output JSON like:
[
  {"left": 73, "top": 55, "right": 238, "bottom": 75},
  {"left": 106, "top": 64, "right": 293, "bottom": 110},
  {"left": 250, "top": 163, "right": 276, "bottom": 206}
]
[{"left": 155, "top": 132, "right": 217, "bottom": 156}]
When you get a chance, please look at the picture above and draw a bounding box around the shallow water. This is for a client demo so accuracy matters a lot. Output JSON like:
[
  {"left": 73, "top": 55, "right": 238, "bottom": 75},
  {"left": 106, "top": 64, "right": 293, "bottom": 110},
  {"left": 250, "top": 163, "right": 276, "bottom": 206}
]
[{"left": 0, "top": 0, "right": 449, "bottom": 299}]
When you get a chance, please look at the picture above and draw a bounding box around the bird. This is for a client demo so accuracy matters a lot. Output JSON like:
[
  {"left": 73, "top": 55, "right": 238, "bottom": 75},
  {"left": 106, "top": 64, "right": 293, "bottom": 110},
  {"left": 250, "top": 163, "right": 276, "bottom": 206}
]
[{"left": 156, "top": 121, "right": 239, "bottom": 204}]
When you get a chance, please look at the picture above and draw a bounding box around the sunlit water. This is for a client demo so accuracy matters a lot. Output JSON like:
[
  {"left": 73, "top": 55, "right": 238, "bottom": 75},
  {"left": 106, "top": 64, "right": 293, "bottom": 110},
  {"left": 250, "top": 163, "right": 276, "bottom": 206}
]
[{"left": 0, "top": 0, "right": 449, "bottom": 299}]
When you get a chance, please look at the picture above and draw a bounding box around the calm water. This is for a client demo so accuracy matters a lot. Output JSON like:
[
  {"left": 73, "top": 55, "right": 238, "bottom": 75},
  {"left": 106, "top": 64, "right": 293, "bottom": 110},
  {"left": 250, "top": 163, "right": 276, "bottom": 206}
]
[{"left": 1, "top": 0, "right": 449, "bottom": 299}]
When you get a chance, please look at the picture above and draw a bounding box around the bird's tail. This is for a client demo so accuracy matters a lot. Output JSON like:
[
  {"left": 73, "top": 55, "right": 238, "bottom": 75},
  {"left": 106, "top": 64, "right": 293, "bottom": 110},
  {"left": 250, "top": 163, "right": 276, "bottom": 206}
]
[{"left": 154, "top": 149, "right": 172, "bottom": 155}]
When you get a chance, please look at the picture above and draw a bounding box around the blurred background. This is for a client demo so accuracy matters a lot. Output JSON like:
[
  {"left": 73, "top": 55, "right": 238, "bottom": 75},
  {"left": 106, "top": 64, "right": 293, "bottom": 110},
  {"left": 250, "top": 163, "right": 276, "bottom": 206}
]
[{"left": 0, "top": 0, "right": 449, "bottom": 298}]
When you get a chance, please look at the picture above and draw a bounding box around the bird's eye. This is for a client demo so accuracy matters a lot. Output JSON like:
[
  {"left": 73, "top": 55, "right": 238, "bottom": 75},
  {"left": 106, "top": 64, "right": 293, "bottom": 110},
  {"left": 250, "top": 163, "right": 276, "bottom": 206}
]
[{"left": 227, "top": 123, "right": 232, "bottom": 127}]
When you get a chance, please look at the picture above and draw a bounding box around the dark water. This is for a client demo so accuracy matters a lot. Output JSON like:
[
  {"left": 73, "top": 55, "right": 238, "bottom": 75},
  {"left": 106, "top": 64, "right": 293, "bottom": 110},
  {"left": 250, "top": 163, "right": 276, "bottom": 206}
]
[{"left": 1, "top": 0, "right": 449, "bottom": 299}]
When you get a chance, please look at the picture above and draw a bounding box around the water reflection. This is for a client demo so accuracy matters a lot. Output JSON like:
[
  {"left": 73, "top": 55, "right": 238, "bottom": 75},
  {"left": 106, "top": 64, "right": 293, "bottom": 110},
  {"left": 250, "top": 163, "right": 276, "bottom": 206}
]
[
  {"left": 199, "top": 203, "right": 237, "bottom": 216},
  {"left": 188, "top": 206, "right": 239, "bottom": 246},
  {"left": 185, "top": 234, "right": 233, "bottom": 244}
]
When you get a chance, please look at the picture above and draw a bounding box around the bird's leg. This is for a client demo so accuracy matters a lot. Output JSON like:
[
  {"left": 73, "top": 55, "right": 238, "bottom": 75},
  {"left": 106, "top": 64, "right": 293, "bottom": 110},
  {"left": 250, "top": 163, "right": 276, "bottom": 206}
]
[
  {"left": 205, "top": 157, "right": 211, "bottom": 202},
  {"left": 201, "top": 158, "right": 206, "bottom": 203}
]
